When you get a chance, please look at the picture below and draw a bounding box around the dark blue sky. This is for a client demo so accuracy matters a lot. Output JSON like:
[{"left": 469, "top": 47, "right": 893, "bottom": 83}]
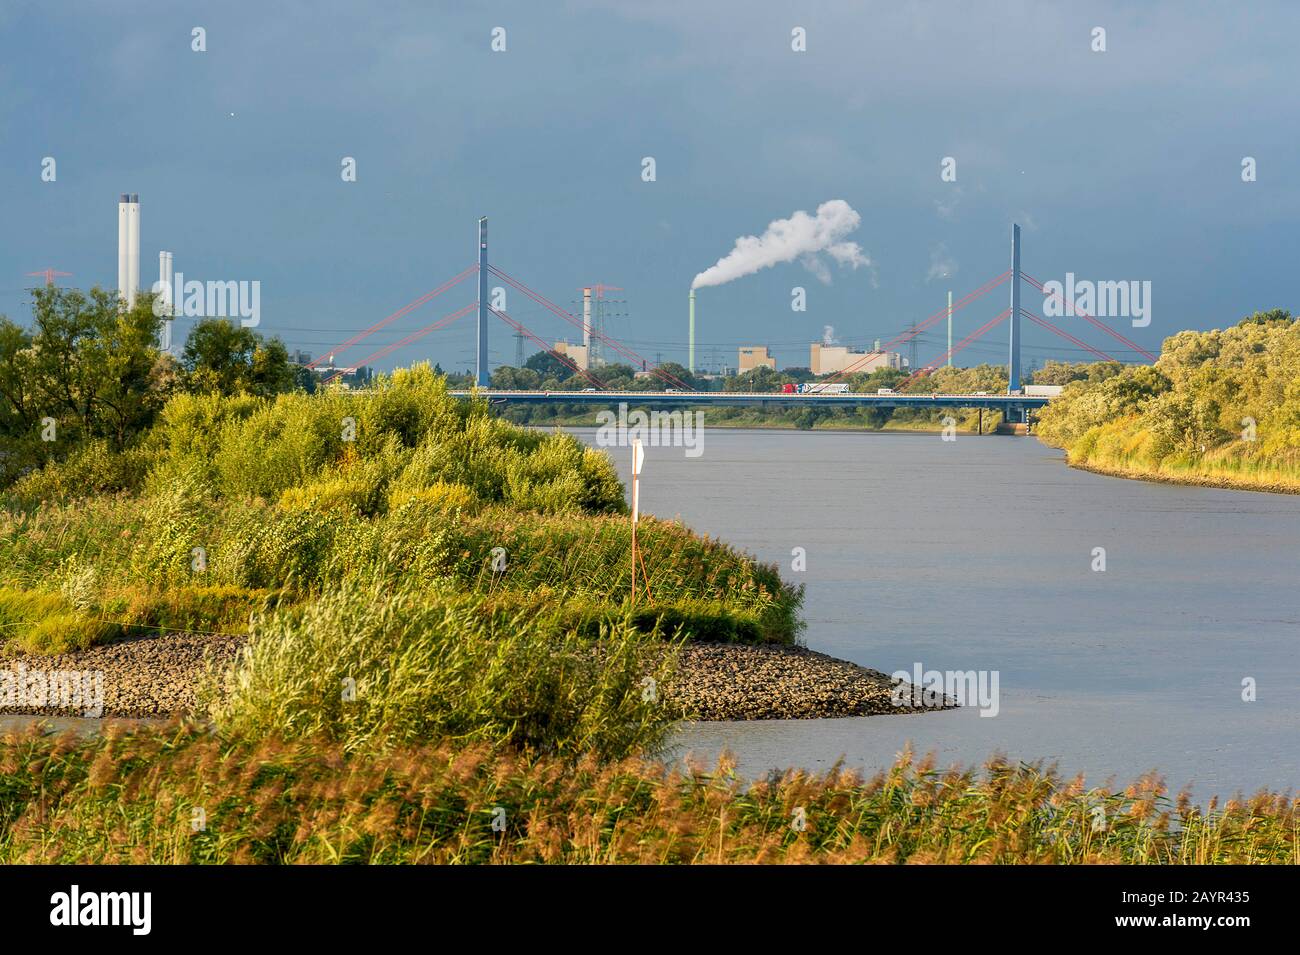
[{"left": 4, "top": 1, "right": 1297, "bottom": 373}]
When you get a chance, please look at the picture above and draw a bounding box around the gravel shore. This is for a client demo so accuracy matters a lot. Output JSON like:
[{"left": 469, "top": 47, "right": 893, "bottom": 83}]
[
  {"left": 666, "top": 643, "right": 947, "bottom": 720},
  {"left": 0, "top": 634, "right": 948, "bottom": 721},
  {"left": 0, "top": 633, "right": 245, "bottom": 719}
]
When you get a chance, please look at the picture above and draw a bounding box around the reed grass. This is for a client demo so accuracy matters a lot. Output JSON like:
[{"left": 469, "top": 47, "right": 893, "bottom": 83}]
[
  {"left": 202, "top": 581, "right": 680, "bottom": 760},
  {"left": 0, "top": 731, "right": 1293, "bottom": 864}
]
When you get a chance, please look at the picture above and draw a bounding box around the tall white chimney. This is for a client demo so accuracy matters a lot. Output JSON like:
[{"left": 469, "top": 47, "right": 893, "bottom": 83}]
[
  {"left": 158, "top": 250, "right": 175, "bottom": 311},
  {"left": 117, "top": 194, "right": 130, "bottom": 303},
  {"left": 157, "top": 252, "right": 170, "bottom": 353},
  {"left": 125, "top": 193, "right": 140, "bottom": 308},
  {"left": 582, "top": 287, "right": 592, "bottom": 348}
]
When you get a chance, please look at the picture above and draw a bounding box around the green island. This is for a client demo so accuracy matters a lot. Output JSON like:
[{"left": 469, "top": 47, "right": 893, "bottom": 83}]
[{"left": 0, "top": 289, "right": 1296, "bottom": 863}]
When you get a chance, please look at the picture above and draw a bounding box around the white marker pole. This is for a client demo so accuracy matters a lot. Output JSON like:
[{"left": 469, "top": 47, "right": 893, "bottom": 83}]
[{"left": 631, "top": 439, "right": 644, "bottom": 605}]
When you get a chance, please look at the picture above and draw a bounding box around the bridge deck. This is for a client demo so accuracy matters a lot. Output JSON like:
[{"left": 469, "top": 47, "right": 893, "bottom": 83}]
[{"left": 449, "top": 390, "right": 1050, "bottom": 409}]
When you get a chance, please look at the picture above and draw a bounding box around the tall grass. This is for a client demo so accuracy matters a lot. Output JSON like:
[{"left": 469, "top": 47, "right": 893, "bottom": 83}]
[
  {"left": 203, "top": 582, "right": 679, "bottom": 760},
  {"left": 0, "top": 732, "right": 1293, "bottom": 864}
]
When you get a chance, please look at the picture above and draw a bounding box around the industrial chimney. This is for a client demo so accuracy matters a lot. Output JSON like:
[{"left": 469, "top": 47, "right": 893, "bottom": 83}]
[
  {"left": 117, "top": 195, "right": 129, "bottom": 303},
  {"left": 117, "top": 193, "right": 140, "bottom": 308},
  {"left": 688, "top": 289, "right": 696, "bottom": 374},
  {"left": 127, "top": 194, "right": 140, "bottom": 307},
  {"left": 158, "top": 250, "right": 174, "bottom": 351},
  {"left": 157, "top": 250, "right": 174, "bottom": 312},
  {"left": 582, "top": 287, "right": 593, "bottom": 351}
]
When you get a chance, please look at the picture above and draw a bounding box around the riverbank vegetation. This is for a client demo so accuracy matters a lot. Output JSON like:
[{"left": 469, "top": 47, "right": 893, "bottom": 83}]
[
  {"left": 1, "top": 729, "right": 1295, "bottom": 864},
  {"left": 0, "top": 368, "right": 800, "bottom": 653},
  {"left": 1037, "top": 309, "right": 1300, "bottom": 493},
  {"left": 2, "top": 287, "right": 1294, "bottom": 864}
]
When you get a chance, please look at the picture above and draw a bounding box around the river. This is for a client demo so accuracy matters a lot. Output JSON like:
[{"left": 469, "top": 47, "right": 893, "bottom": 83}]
[{"left": 580, "top": 426, "right": 1300, "bottom": 800}]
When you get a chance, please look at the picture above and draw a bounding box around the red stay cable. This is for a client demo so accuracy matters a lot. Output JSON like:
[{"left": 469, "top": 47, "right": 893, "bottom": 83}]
[{"left": 308, "top": 264, "right": 478, "bottom": 369}]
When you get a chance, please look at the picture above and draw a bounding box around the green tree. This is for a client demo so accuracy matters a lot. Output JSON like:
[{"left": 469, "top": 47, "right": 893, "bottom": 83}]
[
  {"left": 181, "top": 318, "right": 297, "bottom": 397},
  {"left": 0, "top": 319, "right": 36, "bottom": 439},
  {"left": 25, "top": 286, "right": 168, "bottom": 450},
  {"left": 723, "top": 365, "right": 796, "bottom": 392},
  {"left": 1031, "top": 360, "right": 1125, "bottom": 386},
  {"left": 1237, "top": 308, "right": 1292, "bottom": 327},
  {"left": 491, "top": 365, "right": 543, "bottom": 390},
  {"left": 649, "top": 362, "right": 701, "bottom": 391},
  {"left": 0, "top": 286, "right": 170, "bottom": 486},
  {"left": 524, "top": 349, "right": 572, "bottom": 379}
]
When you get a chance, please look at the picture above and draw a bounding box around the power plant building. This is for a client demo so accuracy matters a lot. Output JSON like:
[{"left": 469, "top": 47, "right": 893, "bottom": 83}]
[
  {"left": 553, "top": 339, "right": 590, "bottom": 371},
  {"left": 810, "top": 342, "right": 903, "bottom": 376},
  {"left": 737, "top": 346, "right": 776, "bottom": 372}
]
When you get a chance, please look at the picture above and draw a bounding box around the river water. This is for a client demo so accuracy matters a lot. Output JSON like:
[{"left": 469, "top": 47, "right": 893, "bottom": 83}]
[{"left": 581, "top": 426, "right": 1300, "bottom": 800}]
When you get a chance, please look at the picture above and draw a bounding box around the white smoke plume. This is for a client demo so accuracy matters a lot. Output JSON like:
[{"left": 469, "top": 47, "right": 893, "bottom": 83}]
[
  {"left": 691, "top": 199, "right": 874, "bottom": 290},
  {"left": 926, "top": 242, "right": 958, "bottom": 283}
]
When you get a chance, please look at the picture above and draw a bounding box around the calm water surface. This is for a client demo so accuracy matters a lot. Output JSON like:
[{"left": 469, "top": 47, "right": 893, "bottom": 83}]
[{"left": 577, "top": 427, "right": 1300, "bottom": 799}]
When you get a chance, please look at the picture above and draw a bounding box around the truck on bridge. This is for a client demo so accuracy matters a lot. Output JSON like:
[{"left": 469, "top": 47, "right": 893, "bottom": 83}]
[{"left": 781, "top": 382, "right": 851, "bottom": 395}]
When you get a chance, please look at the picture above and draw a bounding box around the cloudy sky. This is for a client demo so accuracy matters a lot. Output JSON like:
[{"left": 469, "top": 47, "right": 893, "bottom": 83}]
[{"left": 3, "top": 1, "right": 1297, "bottom": 373}]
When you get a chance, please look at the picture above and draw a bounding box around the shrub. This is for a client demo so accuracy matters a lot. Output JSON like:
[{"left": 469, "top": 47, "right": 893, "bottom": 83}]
[
  {"left": 204, "top": 581, "right": 678, "bottom": 760},
  {"left": 130, "top": 465, "right": 215, "bottom": 586},
  {"left": 6, "top": 440, "right": 158, "bottom": 505},
  {"left": 278, "top": 477, "right": 372, "bottom": 517},
  {"left": 386, "top": 480, "right": 480, "bottom": 514},
  {"left": 215, "top": 504, "right": 341, "bottom": 591}
]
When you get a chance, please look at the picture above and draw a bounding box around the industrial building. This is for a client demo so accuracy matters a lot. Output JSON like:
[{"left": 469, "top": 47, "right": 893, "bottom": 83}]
[
  {"left": 737, "top": 346, "right": 776, "bottom": 373},
  {"left": 810, "top": 342, "right": 903, "bottom": 376},
  {"left": 553, "top": 339, "right": 589, "bottom": 371}
]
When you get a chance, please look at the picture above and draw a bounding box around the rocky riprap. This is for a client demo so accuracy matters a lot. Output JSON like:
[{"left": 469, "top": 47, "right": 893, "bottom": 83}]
[
  {"left": 0, "top": 633, "right": 245, "bottom": 719},
  {"left": 665, "top": 643, "right": 953, "bottom": 720},
  {"left": 0, "top": 635, "right": 951, "bottom": 721}
]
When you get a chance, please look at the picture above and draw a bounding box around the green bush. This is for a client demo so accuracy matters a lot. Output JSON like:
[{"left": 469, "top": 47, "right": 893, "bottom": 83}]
[
  {"left": 204, "top": 582, "right": 678, "bottom": 760},
  {"left": 1, "top": 364, "right": 802, "bottom": 651},
  {"left": 130, "top": 465, "right": 216, "bottom": 586},
  {"left": 6, "top": 440, "right": 158, "bottom": 505},
  {"left": 215, "top": 504, "right": 342, "bottom": 590}
]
